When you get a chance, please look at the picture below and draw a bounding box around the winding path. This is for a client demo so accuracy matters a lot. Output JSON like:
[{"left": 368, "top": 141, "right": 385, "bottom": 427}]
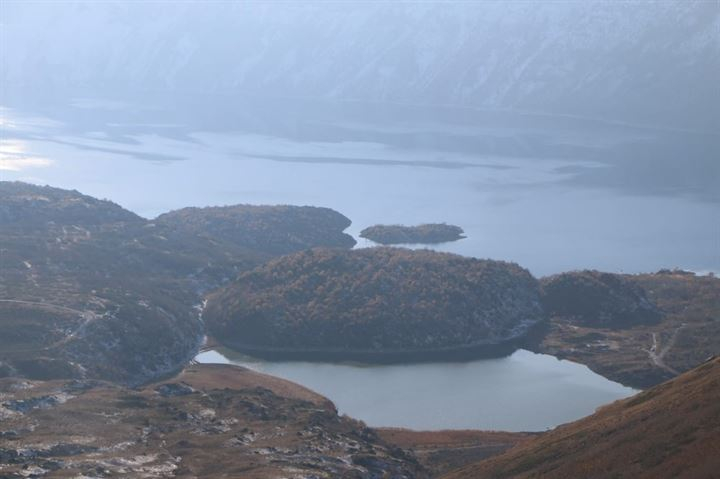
[
  {"left": 0, "top": 299, "right": 100, "bottom": 352},
  {"left": 646, "top": 324, "right": 686, "bottom": 375}
]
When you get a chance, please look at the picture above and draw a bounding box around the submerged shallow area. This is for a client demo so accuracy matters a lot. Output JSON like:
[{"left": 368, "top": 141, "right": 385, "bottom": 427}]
[{"left": 196, "top": 348, "right": 637, "bottom": 431}]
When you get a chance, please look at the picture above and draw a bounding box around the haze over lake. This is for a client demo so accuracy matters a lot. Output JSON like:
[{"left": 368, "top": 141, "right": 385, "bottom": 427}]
[{"left": 1, "top": 98, "right": 717, "bottom": 277}]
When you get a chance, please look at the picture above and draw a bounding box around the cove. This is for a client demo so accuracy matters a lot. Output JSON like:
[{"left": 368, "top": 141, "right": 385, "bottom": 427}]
[{"left": 195, "top": 348, "right": 637, "bottom": 431}]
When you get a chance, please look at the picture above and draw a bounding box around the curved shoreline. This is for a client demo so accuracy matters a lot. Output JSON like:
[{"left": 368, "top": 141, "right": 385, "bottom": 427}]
[{"left": 214, "top": 335, "right": 533, "bottom": 364}]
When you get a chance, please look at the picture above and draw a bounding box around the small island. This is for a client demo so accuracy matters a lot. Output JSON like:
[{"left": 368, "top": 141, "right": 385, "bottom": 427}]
[{"left": 359, "top": 223, "right": 465, "bottom": 245}]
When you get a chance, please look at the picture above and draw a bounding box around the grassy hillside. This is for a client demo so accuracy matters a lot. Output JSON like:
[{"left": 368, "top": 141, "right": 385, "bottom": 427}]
[{"left": 442, "top": 356, "right": 720, "bottom": 479}]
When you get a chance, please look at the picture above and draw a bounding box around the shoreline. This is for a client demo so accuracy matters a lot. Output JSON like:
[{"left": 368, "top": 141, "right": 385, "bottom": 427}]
[
  {"left": 211, "top": 334, "right": 534, "bottom": 365},
  {"left": 207, "top": 319, "right": 548, "bottom": 364}
]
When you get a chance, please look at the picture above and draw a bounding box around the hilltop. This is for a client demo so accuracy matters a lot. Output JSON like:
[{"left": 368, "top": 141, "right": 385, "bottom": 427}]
[
  {"left": 0, "top": 182, "right": 142, "bottom": 230},
  {"left": 441, "top": 356, "right": 720, "bottom": 479},
  {"left": 540, "top": 270, "right": 661, "bottom": 328},
  {"left": 204, "top": 247, "right": 544, "bottom": 361}
]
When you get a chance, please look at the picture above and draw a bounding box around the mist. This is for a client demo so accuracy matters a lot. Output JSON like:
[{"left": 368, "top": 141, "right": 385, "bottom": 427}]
[
  {"left": 2, "top": 1, "right": 717, "bottom": 275},
  {"left": 3, "top": 1, "right": 719, "bottom": 128},
  {"left": 2, "top": 2, "right": 720, "bottom": 476}
]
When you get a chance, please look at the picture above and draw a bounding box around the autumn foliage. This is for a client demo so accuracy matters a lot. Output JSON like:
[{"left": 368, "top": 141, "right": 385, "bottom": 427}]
[{"left": 205, "top": 247, "right": 544, "bottom": 354}]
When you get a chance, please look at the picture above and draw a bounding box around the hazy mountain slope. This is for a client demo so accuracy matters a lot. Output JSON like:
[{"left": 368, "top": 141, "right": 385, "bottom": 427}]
[
  {"left": 2, "top": 1, "right": 717, "bottom": 129},
  {"left": 441, "top": 356, "right": 720, "bottom": 479}
]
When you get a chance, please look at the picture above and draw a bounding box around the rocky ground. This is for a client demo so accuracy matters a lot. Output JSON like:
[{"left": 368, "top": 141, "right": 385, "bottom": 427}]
[{"left": 0, "top": 364, "right": 427, "bottom": 478}]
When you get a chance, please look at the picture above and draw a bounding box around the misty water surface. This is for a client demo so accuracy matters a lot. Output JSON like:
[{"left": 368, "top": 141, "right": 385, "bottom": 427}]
[{"left": 1, "top": 99, "right": 717, "bottom": 277}]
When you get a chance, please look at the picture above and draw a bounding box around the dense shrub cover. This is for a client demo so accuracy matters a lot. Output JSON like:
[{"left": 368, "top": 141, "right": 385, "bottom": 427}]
[{"left": 205, "top": 247, "right": 544, "bottom": 354}]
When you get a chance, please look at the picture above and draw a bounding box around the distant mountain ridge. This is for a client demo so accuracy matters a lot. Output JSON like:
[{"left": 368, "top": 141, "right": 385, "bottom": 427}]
[{"left": 2, "top": 1, "right": 718, "bottom": 129}]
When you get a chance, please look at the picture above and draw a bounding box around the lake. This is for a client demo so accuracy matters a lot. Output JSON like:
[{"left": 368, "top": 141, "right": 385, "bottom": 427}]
[
  {"left": 196, "top": 348, "right": 637, "bottom": 431},
  {"left": 1, "top": 96, "right": 717, "bottom": 277}
]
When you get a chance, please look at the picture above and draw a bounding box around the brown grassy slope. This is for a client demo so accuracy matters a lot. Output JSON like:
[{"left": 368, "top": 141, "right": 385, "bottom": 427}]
[
  {"left": 441, "top": 356, "right": 720, "bottom": 479},
  {"left": 376, "top": 428, "right": 535, "bottom": 477},
  {"left": 174, "top": 363, "right": 331, "bottom": 407}
]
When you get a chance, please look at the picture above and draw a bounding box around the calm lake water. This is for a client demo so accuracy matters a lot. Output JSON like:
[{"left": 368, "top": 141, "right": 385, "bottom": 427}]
[
  {"left": 196, "top": 348, "right": 637, "bottom": 431},
  {"left": 1, "top": 97, "right": 717, "bottom": 277}
]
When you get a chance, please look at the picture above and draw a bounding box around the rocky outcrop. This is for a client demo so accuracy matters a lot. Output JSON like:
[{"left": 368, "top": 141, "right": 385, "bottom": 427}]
[{"left": 0, "top": 365, "right": 428, "bottom": 478}]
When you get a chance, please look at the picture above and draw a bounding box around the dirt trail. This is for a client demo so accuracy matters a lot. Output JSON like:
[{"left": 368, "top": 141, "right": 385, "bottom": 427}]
[
  {"left": 0, "top": 299, "right": 100, "bottom": 352},
  {"left": 646, "top": 324, "right": 685, "bottom": 375}
]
